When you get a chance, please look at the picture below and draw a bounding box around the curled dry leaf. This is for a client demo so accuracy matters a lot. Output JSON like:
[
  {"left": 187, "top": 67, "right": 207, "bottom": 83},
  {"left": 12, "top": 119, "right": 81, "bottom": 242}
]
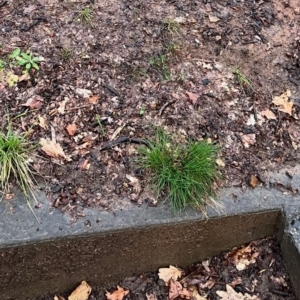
[
  {"left": 249, "top": 175, "right": 258, "bottom": 188},
  {"left": 186, "top": 92, "right": 198, "bottom": 105},
  {"left": 22, "top": 95, "right": 43, "bottom": 109},
  {"left": 40, "top": 138, "right": 70, "bottom": 161},
  {"left": 216, "top": 284, "right": 260, "bottom": 300},
  {"left": 241, "top": 134, "right": 256, "bottom": 148},
  {"left": 66, "top": 123, "right": 77, "bottom": 136},
  {"left": 189, "top": 286, "right": 207, "bottom": 300},
  {"left": 260, "top": 109, "right": 276, "bottom": 120},
  {"left": 88, "top": 95, "right": 100, "bottom": 104},
  {"left": 68, "top": 281, "right": 91, "bottom": 300},
  {"left": 105, "top": 286, "right": 129, "bottom": 300},
  {"left": 126, "top": 174, "right": 141, "bottom": 194},
  {"left": 272, "top": 90, "right": 293, "bottom": 115},
  {"left": 158, "top": 265, "right": 183, "bottom": 285}
]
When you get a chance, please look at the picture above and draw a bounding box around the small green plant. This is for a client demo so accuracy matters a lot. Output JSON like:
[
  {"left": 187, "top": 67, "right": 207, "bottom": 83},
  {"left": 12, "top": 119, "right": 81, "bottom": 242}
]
[
  {"left": 60, "top": 48, "right": 72, "bottom": 60},
  {"left": 231, "top": 68, "right": 252, "bottom": 88},
  {"left": 166, "top": 42, "right": 180, "bottom": 56},
  {"left": 0, "top": 59, "right": 5, "bottom": 71},
  {"left": 150, "top": 54, "right": 171, "bottom": 80},
  {"left": 96, "top": 114, "right": 105, "bottom": 135},
  {"left": 164, "top": 18, "right": 181, "bottom": 36},
  {"left": 11, "top": 48, "right": 40, "bottom": 72},
  {"left": 0, "top": 123, "right": 36, "bottom": 200},
  {"left": 139, "top": 106, "right": 145, "bottom": 116},
  {"left": 138, "top": 129, "right": 221, "bottom": 211},
  {"left": 76, "top": 7, "right": 93, "bottom": 25}
]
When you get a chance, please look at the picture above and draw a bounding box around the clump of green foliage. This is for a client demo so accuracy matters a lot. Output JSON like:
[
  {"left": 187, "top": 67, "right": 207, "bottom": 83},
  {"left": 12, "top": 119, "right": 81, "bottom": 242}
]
[
  {"left": 10, "top": 48, "right": 40, "bottom": 72},
  {"left": 76, "top": 7, "right": 93, "bottom": 26},
  {"left": 0, "top": 123, "right": 36, "bottom": 201},
  {"left": 231, "top": 67, "right": 252, "bottom": 89},
  {"left": 164, "top": 18, "right": 181, "bottom": 36},
  {"left": 138, "top": 129, "right": 220, "bottom": 211},
  {"left": 60, "top": 48, "right": 72, "bottom": 61}
]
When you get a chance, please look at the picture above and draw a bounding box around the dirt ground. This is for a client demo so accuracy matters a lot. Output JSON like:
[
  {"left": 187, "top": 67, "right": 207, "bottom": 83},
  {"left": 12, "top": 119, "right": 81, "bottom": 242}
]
[
  {"left": 0, "top": 0, "right": 300, "bottom": 214},
  {"left": 31, "top": 238, "right": 297, "bottom": 300}
]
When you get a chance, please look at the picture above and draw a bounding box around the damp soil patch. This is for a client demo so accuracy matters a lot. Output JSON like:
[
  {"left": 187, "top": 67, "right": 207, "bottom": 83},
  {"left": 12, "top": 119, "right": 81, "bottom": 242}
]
[{"left": 0, "top": 0, "right": 300, "bottom": 215}]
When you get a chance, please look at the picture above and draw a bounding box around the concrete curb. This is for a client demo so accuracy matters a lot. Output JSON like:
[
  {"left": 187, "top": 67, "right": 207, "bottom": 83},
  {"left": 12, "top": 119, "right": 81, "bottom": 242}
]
[{"left": 0, "top": 165, "right": 299, "bottom": 299}]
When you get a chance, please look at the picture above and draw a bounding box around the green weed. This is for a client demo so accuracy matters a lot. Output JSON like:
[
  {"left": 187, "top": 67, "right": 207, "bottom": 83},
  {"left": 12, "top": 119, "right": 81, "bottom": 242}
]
[
  {"left": 76, "top": 7, "right": 93, "bottom": 25},
  {"left": 138, "top": 129, "right": 220, "bottom": 211},
  {"left": 164, "top": 18, "right": 181, "bottom": 36},
  {"left": 231, "top": 67, "right": 252, "bottom": 88},
  {"left": 60, "top": 48, "right": 72, "bottom": 61},
  {"left": 11, "top": 48, "right": 40, "bottom": 72},
  {"left": 150, "top": 54, "right": 171, "bottom": 80}
]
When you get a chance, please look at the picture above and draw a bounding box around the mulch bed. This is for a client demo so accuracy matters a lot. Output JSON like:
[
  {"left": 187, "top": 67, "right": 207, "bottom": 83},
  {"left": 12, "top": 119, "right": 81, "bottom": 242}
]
[
  {"left": 32, "top": 237, "right": 297, "bottom": 300},
  {"left": 0, "top": 0, "right": 300, "bottom": 215}
]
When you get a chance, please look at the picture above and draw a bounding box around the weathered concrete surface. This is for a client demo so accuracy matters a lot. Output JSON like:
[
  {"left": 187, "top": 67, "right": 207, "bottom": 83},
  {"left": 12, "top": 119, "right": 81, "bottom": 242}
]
[{"left": 0, "top": 165, "right": 299, "bottom": 299}]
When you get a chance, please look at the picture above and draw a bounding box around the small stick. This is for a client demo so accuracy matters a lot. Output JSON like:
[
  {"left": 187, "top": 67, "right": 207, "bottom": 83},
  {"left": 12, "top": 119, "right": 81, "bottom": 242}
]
[{"left": 159, "top": 99, "right": 176, "bottom": 116}]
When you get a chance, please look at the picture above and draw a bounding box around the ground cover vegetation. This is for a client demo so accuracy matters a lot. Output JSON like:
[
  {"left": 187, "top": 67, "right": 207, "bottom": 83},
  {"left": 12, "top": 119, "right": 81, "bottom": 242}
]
[{"left": 0, "top": 0, "right": 299, "bottom": 215}]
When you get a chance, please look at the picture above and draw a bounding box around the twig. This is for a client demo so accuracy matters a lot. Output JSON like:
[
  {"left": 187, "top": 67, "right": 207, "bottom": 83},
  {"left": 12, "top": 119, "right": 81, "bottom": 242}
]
[
  {"left": 159, "top": 99, "right": 176, "bottom": 116},
  {"left": 103, "top": 84, "right": 120, "bottom": 96}
]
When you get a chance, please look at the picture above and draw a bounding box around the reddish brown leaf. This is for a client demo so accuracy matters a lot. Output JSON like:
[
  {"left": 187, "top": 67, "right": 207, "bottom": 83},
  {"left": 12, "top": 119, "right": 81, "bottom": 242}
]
[
  {"left": 88, "top": 95, "right": 100, "bottom": 104},
  {"left": 260, "top": 109, "right": 276, "bottom": 120},
  {"left": 105, "top": 286, "right": 129, "bottom": 300},
  {"left": 66, "top": 123, "right": 77, "bottom": 136},
  {"left": 186, "top": 92, "right": 198, "bottom": 104},
  {"left": 22, "top": 95, "right": 43, "bottom": 109}
]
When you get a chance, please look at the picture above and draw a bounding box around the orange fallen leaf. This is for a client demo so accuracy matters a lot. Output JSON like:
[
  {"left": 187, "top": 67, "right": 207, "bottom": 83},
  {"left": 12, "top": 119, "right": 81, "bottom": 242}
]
[
  {"left": 260, "top": 109, "right": 276, "bottom": 120},
  {"left": 40, "top": 138, "right": 70, "bottom": 160},
  {"left": 158, "top": 265, "right": 183, "bottom": 285},
  {"left": 66, "top": 123, "right": 77, "bottom": 136},
  {"left": 241, "top": 134, "right": 256, "bottom": 148},
  {"left": 272, "top": 90, "right": 293, "bottom": 115},
  {"left": 169, "top": 280, "right": 183, "bottom": 300},
  {"left": 105, "top": 286, "right": 129, "bottom": 300},
  {"left": 249, "top": 175, "right": 258, "bottom": 188},
  {"left": 68, "top": 281, "right": 91, "bottom": 300},
  {"left": 186, "top": 92, "right": 198, "bottom": 104},
  {"left": 88, "top": 95, "right": 100, "bottom": 104}
]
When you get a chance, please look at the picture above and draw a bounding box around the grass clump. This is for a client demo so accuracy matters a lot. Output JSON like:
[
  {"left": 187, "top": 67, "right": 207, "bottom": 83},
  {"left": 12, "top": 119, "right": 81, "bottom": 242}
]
[
  {"left": 150, "top": 54, "right": 171, "bottom": 80},
  {"left": 76, "top": 7, "right": 93, "bottom": 26},
  {"left": 139, "top": 129, "right": 221, "bottom": 211},
  {"left": 163, "top": 18, "right": 181, "bottom": 36},
  {"left": 231, "top": 67, "right": 252, "bottom": 89},
  {"left": 0, "top": 124, "right": 36, "bottom": 201}
]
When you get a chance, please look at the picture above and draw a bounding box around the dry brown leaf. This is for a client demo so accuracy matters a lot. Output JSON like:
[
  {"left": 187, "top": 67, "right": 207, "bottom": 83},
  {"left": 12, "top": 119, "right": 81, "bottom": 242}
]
[
  {"left": 146, "top": 293, "right": 157, "bottom": 300},
  {"left": 40, "top": 138, "right": 70, "bottom": 161},
  {"left": 179, "top": 288, "right": 191, "bottom": 299},
  {"left": 68, "top": 281, "right": 91, "bottom": 300},
  {"left": 216, "top": 158, "right": 225, "bottom": 167},
  {"left": 169, "top": 280, "right": 183, "bottom": 300},
  {"left": 158, "top": 266, "right": 183, "bottom": 285},
  {"left": 38, "top": 115, "right": 48, "bottom": 129},
  {"left": 22, "top": 95, "right": 43, "bottom": 109},
  {"left": 208, "top": 15, "right": 220, "bottom": 22},
  {"left": 216, "top": 285, "right": 260, "bottom": 300},
  {"left": 272, "top": 90, "right": 293, "bottom": 115},
  {"left": 126, "top": 174, "right": 141, "bottom": 194},
  {"left": 186, "top": 92, "right": 198, "bottom": 105},
  {"left": 58, "top": 100, "right": 67, "bottom": 114},
  {"left": 241, "top": 134, "right": 256, "bottom": 148},
  {"left": 249, "top": 175, "right": 258, "bottom": 188},
  {"left": 88, "top": 95, "right": 100, "bottom": 104},
  {"left": 105, "top": 286, "right": 129, "bottom": 300},
  {"left": 260, "top": 109, "right": 276, "bottom": 120},
  {"left": 110, "top": 123, "right": 127, "bottom": 141},
  {"left": 66, "top": 124, "right": 77, "bottom": 136},
  {"left": 189, "top": 286, "right": 207, "bottom": 300}
]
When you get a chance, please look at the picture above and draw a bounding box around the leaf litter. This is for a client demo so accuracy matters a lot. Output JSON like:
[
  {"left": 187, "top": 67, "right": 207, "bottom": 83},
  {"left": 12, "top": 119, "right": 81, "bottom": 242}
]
[{"left": 33, "top": 238, "right": 296, "bottom": 300}]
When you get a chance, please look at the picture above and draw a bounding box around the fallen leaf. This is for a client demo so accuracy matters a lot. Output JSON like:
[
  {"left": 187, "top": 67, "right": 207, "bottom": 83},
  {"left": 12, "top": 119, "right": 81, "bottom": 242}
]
[
  {"left": 246, "top": 114, "right": 256, "bottom": 126},
  {"left": 241, "top": 134, "right": 256, "bottom": 148},
  {"left": 126, "top": 174, "right": 141, "bottom": 194},
  {"left": 66, "top": 124, "right": 77, "bottom": 136},
  {"left": 216, "top": 158, "right": 225, "bottom": 167},
  {"left": 68, "top": 281, "right": 91, "bottom": 300},
  {"left": 105, "top": 286, "right": 129, "bottom": 300},
  {"left": 158, "top": 265, "right": 183, "bottom": 285},
  {"left": 169, "top": 280, "right": 183, "bottom": 300},
  {"left": 202, "top": 62, "right": 213, "bottom": 70},
  {"left": 186, "top": 92, "right": 198, "bottom": 104},
  {"left": 208, "top": 15, "right": 220, "bottom": 22},
  {"left": 88, "top": 95, "right": 100, "bottom": 104},
  {"left": 260, "top": 109, "right": 276, "bottom": 120},
  {"left": 22, "top": 95, "right": 43, "bottom": 109},
  {"left": 270, "top": 276, "right": 287, "bottom": 287},
  {"left": 110, "top": 123, "right": 127, "bottom": 141},
  {"left": 216, "top": 284, "right": 260, "bottom": 300},
  {"left": 40, "top": 138, "right": 70, "bottom": 161},
  {"left": 272, "top": 90, "right": 293, "bottom": 115},
  {"left": 18, "top": 72, "right": 30, "bottom": 82},
  {"left": 146, "top": 293, "right": 157, "bottom": 300},
  {"left": 189, "top": 286, "right": 207, "bottom": 300},
  {"left": 76, "top": 88, "right": 92, "bottom": 98},
  {"left": 249, "top": 175, "right": 258, "bottom": 188},
  {"left": 202, "top": 260, "right": 210, "bottom": 273},
  {"left": 38, "top": 115, "right": 48, "bottom": 129},
  {"left": 58, "top": 100, "right": 67, "bottom": 114}
]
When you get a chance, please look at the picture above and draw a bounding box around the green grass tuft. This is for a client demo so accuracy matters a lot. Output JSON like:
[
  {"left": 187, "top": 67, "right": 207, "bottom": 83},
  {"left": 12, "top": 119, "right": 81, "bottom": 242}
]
[
  {"left": 138, "top": 129, "right": 220, "bottom": 211},
  {"left": 76, "top": 7, "right": 93, "bottom": 26},
  {"left": 0, "top": 125, "right": 36, "bottom": 201}
]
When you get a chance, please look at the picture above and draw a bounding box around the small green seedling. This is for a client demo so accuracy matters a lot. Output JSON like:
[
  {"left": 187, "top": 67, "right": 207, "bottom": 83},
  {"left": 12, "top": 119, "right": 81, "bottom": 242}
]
[
  {"left": 166, "top": 42, "right": 180, "bottom": 56},
  {"left": 231, "top": 68, "right": 251, "bottom": 88},
  {"left": 12, "top": 48, "right": 40, "bottom": 72},
  {"left": 139, "top": 106, "right": 145, "bottom": 116},
  {"left": 60, "top": 48, "right": 72, "bottom": 60},
  {"left": 77, "top": 7, "right": 93, "bottom": 25},
  {"left": 150, "top": 54, "right": 171, "bottom": 80},
  {"left": 0, "top": 59, "right": 5, "bottom": 71},
  {"left": 163, "top": 18, "right": 181, "bottom": 36},
  {"left": 96, "top": 115, "right": 105, "bottom": 135}
]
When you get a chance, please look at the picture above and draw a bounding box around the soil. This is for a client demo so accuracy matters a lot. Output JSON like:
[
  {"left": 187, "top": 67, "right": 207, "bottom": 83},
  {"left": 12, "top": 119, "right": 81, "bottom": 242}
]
[
  {"left": 0, "top": 0, "right": 300, "bottom": 215},
  {"left": 31, "top": 237, "right": 297, "bottom": 300}
]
